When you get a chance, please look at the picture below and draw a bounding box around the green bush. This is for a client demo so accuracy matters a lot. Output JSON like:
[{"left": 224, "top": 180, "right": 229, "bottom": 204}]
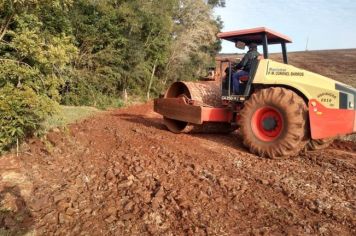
[
  {"left": 0, "top": 85, "right": 56, "bottom": 153},
  {"left": 60, "top": 75, "right": 124, "bottom": 109},
  {"left": 61, "top": 90, "right": 124, "bottom": 109}
]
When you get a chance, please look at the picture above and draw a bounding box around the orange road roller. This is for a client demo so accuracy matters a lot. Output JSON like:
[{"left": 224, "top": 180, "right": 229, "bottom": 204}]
[{"left": 154, "top": 27, "right": 356, "bottom": 158}]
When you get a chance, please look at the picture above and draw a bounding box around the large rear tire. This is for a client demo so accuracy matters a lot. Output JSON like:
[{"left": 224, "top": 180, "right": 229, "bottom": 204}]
[{"left": 240, "top": 87, "right": 308, "bottom": 158}]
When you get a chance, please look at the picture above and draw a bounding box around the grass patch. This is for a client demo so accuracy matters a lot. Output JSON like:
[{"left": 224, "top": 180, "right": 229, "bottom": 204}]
[{"left": 43, "top": 105, "right": 100, "bottom": 131}]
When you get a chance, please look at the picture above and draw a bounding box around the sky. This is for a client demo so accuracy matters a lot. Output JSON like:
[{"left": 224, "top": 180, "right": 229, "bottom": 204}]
[{"left": 214, "top": 0, "right": 356, "bottom": 53}]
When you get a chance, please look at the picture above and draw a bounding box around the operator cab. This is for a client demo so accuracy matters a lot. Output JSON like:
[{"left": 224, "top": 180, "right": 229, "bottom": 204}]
[{"left": 217, "top": 27, "right": 292, "bottom": 101}]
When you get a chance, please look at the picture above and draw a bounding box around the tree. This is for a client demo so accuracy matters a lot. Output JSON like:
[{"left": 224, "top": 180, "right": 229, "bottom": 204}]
[
  {"left": 0, "top": 0, "right": 75, "bottom": 152},
  {"left": 207, "top": 0, "right": 226, "bottom": 7},
  {"left": 163, "top": 0, "right": 222, "bottom": 84},
  {"left": 0, "top": 0, "right": 225, "bottom": 152},
  {"left": 61, "top": 0, "right": 175, "bottom": 105}
]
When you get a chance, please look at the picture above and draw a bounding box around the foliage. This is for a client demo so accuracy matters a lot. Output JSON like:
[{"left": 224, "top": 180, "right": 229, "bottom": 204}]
[
  {"left": 0, "top": 84, "right": 56, "bottom": 152},
  {"left": 163, "top": 0, "right": 223, "bottom": 84},
  {"left": 207, "top": 0, "right": 226, "bottom": 7},
  {"left": 0, "top": 0, "right": 76, "bottom": 152},
  {"left": 0, "top": 0, "right": 224, "bottom": 152},
  {"left": 61, "top": 0, "right": 175, "bottom": 104}
]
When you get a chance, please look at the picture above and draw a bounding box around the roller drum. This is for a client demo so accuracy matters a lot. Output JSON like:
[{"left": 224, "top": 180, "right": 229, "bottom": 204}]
[{"left": 163, "top": 81, "right": 234, "bottom": 133}]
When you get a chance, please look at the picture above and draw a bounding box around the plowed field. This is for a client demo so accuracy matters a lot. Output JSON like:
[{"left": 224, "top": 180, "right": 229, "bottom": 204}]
[{"left": 1, "top": 50, "right": 355, "bottom": 235}]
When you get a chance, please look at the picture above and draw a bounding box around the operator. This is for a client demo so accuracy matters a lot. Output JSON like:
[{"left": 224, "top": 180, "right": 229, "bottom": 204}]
[{"left": 232, "top": 43, "right": 260, "bottom": 94}]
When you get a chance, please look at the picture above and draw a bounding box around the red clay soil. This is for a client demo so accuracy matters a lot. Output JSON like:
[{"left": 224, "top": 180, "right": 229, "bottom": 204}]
[{"left": 0, "top": 102, "right": 355, "bottom": 235}]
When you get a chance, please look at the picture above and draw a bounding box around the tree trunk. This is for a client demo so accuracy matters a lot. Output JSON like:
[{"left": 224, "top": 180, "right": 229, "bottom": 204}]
[
  {"left": 147, "top": 59, "right": 158, "bottom": 100},
  {"left": 123, "top": 89, "right": 128, "bottom": 102}
]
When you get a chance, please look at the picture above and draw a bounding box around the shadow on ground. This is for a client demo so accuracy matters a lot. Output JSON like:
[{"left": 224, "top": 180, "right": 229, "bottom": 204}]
[
  {"left": 114, "top": 113, "right": 250, "bottom": 153},
  {"left": 0, "top": 186, "right": 34, "bottom": 235},
  {"left": 113, "top": 113, "right": 166, "bottom": 131}
]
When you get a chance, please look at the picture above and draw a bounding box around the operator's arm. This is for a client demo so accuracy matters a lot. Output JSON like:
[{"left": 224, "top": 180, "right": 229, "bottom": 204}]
[{"left": 235, "top": 53, "right": 249, "bottom": 70}]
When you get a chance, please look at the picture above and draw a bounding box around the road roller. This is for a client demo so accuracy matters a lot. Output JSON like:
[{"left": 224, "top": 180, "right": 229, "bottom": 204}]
[{"left": 154, "top": 27, "right": 356, "bottom": 158}]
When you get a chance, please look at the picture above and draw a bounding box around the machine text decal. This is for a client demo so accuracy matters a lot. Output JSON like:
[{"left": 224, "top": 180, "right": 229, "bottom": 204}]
[
  {"left": 317, "top": 92, "right": 336, "bottom": 107},
  {"left": 267, "top": 67, "right": 304, "bottom": 77}
]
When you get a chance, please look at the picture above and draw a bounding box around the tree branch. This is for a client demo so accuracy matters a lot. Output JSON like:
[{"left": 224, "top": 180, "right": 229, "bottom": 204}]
[
  {"left": 0, "top": 58, "right": 32, "bottom": 68},
  {"left": 0, "top": 13, "right": 15, "bottom": 41}
]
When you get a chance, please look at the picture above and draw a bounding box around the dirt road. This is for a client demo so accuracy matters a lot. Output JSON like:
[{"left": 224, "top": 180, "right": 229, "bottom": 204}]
[{"left": 1, "top": 102, "right": 355, "bottom": 235}]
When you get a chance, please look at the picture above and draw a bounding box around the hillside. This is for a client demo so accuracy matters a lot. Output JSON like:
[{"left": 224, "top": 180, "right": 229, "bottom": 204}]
[{"left": 271, "top": 49, "right": 356, "bottom": 87}]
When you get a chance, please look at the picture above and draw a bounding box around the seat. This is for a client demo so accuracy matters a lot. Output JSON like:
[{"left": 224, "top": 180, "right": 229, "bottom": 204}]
[{"left": 239, "top": 75, "right": 249, "bottom": 82}]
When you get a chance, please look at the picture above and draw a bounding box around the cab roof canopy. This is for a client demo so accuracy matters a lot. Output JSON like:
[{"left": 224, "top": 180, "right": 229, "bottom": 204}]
[
  {"left": 217, "top": 27, "right": 292, "bottom": 45},
  {"left": 217, "top": 27, "right": 292, "bottom": 64}
]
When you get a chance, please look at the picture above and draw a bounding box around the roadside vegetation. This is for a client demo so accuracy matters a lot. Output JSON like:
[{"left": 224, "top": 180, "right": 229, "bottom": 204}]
[
  {"left": 43, "top": 105, "right": 100, "bottom": 132},
  {"left": 0, "top": 0, "right": 225, "bottom": 153}
]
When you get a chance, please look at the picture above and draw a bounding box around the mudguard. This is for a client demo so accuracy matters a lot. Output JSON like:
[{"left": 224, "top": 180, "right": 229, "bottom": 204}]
[{"left": 309, "top": 99, "right": 356, "bottom": 139}]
